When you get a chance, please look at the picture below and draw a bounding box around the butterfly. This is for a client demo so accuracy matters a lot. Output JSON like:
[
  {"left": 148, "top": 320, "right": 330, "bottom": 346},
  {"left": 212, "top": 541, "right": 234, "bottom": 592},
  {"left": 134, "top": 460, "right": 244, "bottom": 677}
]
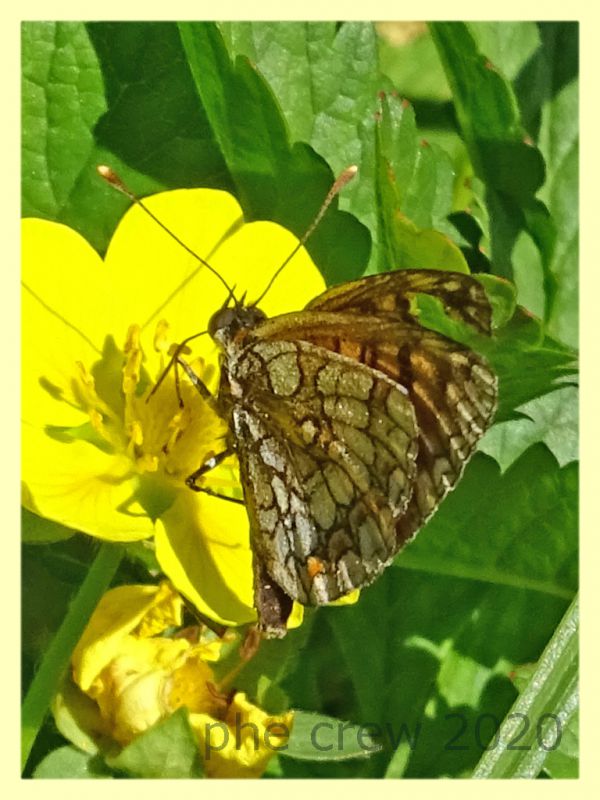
[
  {"left": 99, "top": 166, "right": 497, "bottom": 639},
  {"left": 188, "top": 268, "right": 497, "bottom": 637}
]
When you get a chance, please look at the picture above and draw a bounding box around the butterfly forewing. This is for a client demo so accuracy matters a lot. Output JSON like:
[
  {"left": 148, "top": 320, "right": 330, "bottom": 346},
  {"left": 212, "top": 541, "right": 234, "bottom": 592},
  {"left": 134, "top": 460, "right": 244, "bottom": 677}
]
[
  {"left": 226, "top": 340, "right": 419, "bottom": 607},
  {"left": 306, "top": 268, "right": 493, "bottom": 334}
]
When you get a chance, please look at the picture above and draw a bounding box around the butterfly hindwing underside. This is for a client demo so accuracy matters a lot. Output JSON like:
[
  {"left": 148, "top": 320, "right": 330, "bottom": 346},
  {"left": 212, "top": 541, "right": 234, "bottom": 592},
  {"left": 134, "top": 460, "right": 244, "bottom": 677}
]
[{"left": 211, "top": 269, "right": 497, "bottom": 636}]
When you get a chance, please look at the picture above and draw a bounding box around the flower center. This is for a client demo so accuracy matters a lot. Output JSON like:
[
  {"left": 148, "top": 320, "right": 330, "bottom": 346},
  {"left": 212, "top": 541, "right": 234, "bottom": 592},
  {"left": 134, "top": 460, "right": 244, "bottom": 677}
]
[{"left": 70, "top": 320, "right": 237, "bottom": 495}]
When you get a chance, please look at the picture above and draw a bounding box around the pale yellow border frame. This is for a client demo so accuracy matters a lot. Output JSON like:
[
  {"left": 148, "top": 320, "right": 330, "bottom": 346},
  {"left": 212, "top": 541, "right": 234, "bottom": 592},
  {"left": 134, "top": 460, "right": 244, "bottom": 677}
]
[{"left": 5, "top": 2, "right": 596, "bottom": 796}]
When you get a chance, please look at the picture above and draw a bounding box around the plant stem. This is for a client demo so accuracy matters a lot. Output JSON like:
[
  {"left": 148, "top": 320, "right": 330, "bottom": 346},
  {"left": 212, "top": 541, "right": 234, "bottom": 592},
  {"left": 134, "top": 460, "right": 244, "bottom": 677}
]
[
  {"left": 21, "top": 542, "right": 123, "bottom": 772},
  {"left": 472, "top": 594, "right": 578, "bottom": 778}
]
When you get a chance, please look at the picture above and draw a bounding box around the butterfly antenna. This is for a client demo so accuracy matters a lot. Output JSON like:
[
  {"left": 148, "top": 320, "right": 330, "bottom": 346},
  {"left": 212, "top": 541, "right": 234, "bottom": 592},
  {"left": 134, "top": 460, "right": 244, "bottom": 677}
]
[
  {"left": 97, "top": 166, "right": 236, "bottom": 300},
  {"left": 252, "top": 164, "right": 358, "bottom": 307},
  {"left": 221, "top": 283, "right": 239, "bottom": 310}
]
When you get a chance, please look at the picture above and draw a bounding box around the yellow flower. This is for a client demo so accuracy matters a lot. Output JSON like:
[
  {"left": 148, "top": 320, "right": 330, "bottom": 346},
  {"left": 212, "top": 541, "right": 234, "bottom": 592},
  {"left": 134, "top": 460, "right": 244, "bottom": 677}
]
[
  {"left": 191, "top": 691, "right": 292, "bottom": 779},
  {"left": 22, "top": 187, "right": 325, "bottom": 627},
  {"left": 57, "top": 582, "right": 293, "bottom": 778}
]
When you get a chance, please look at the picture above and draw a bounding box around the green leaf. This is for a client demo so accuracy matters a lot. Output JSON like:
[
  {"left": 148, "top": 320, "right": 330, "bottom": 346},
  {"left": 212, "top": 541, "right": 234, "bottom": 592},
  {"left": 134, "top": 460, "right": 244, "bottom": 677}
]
[
  {"left": 377, "top": 24, "right": 451, "bottom": 101},
  {"left": 178, "top": 21, "right": 369, "bottom": 286},
  {"left": 476, "top": 274, "right": 517, "bottom": 327},
  {"left": 534, "top": 24, "right": 578, "bottom": 347},
  {"left": 377, "top": 23, "right": 476, "bottom": 233},
  {"left": 501, "top": 23, "right": 579, "bottom": 346},
  {"left": 375, "top": 94, "right": 469, "bottom": 273},
  {"left": 220, "top": 22, "right": 381, "bottom": 270},
  {"left": 398, "top": 445, "right": 578, "bottom": 600},
  {"left": 472, "top": 595, "right": 578, "bottom": 778},
  {"left": 52, "top": 676, "right": 103, "bottom": 756},
  {"left": 484, "top": 312, "right": 577, "bottom": 422},
  {"left": 21, "top": 22, "right": 107, "bottom": 220},
  {"left": 88, "top": 22, "right": 230, "bottom": 192},
  {"left": 543, "top": 710, "right": 579, "bottom": 778},
  {"left": 18, "top": 23, "right": 196, "bottom": 245},
  {"left": 430, "top": 23, "right": 543, "bottom": 199},
  {"left": 378, "top": 211, "right": 468, "bottom": 274},
  {"left": 106, "top": 708, "right": 203, "bottom": 778},
  {"left": 221, "top": 22, "right": 463, "bottom": 277},
  {"left": 468, "top": 22, "right": 540, "bottom": 82},
  {"left": 430, "top": 22, "right": 557, "bottom": 326},
  {"left": 22, "top": 508, "right": 75, "bottom": 544},
  {"left": 284, "top": 710, "right": 382, "bottom": 761},
  {"left": 479, "top": 385, "right": 578, "bottom": 472},
  {"left": 33, "top": 746, "right": 113, "bottom": 779},
  {"left": 220, "top": 21, "right": 332, "bottom": 144}
]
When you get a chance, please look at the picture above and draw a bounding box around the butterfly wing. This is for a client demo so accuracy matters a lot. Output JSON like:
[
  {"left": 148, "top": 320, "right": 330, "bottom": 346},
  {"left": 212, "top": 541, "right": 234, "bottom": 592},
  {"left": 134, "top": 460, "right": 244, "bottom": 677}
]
[
  {"left": 306, "top": 268, "right": 493, "bottom": 334},
  {"left": 224, "top": 339, "right": 420, "bottom": 615},
  {"left": 215, "top": 270, "right": 496, "bottom": 635},
  {"left": 252, "top": 270, "right": 497, "bottom": 547}
]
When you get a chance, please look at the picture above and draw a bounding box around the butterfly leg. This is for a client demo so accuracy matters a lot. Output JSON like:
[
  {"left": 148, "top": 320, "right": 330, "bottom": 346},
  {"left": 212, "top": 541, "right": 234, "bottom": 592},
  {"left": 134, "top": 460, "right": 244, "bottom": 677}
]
[
  {"left": 185, "top": 447, "right": 245, "bottom": 505},
  {"left": 176, "top": 355, "right": 213, "bottom": 402},
  {"left": 185, "top": 447, "right": 233, "bottom": 488},
  {"left": 187, "top": 483, "right": 245, "bottom": 505},
  {"left": 174, "top": 356, "right": 243, "bottom": 504}
]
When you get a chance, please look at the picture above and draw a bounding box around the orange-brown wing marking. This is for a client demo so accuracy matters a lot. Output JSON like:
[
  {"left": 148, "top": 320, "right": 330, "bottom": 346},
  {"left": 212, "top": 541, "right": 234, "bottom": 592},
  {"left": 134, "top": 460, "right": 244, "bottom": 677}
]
[{"left": 389, "top": 336, "right": 497, "bottom": 545}]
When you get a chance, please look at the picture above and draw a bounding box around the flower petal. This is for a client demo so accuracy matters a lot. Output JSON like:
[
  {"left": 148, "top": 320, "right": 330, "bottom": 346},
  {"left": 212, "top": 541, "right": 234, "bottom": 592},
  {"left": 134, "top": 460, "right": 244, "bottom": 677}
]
[
  {"left": 155, "top": 491, "right": 256, "bottom": 628},
  {"left": 22, "top": 223, "right": 107, "bottom": 430},
  {"left": 22, "top": 219, "right": 112, "bottom": 349},
  {"left": 189, "top": 692, "right": 294, "bottom": 778},
  {"left": 102, "top": 190, "right": 326, "bottom": 380},
  {"left": 22, "top": 426, "right": 155, "bottom": 541},
  {"left": 330, "top": 588, "right": 360, "bottom": 606},
  {"left": 72, "top": 583, "right": 183, "bottom": 691},
  {"left": 102, "top": 189, "right": 244, "bottom": 336},
  {"left": 207, "top": 219, "right": 326, "bottom": 319}
]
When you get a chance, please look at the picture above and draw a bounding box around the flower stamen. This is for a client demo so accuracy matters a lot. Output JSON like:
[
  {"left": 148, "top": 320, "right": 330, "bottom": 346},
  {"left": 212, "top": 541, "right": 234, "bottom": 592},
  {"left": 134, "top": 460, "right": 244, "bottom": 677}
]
[{"left": 72, "top": 360, "right": 121, "bottom": 447}]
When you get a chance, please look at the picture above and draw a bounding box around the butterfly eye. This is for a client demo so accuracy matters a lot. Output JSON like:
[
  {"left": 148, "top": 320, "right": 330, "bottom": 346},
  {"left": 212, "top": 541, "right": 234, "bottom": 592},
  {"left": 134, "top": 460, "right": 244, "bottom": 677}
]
[
  {"left": 208, "top": 306, "right": 268, "bottom": 341},
  {"left": 208, "top": 307, "right": 237, "bottom": 338}
]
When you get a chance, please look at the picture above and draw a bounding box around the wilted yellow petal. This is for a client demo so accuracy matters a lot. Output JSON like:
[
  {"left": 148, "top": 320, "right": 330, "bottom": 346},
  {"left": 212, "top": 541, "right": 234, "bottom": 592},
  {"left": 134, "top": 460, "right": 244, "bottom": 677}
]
[
  {"left": 72, "top": 583, "right": 183, "bottom": 691},
  {"left": 135, "top": 581, "right": 185, "bottom": 638},
  {"left": 190, "top": 691, "right": 294, "bottom": 778},
  {"left": 91, "top": 636, "right": 189, "bottom": 745}
]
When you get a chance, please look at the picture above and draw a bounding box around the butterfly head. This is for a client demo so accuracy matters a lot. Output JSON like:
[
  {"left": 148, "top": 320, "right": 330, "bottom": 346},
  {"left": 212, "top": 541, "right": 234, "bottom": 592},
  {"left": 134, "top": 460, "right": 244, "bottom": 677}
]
[{"left": 208, "top": 303, "right": 267, "bottom": 347}]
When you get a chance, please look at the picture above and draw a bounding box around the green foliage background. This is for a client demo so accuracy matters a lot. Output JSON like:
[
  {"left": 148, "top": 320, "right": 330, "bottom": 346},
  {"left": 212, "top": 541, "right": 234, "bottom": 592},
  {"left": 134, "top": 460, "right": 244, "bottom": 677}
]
[{"left": 21, "top": 21, "right": 578, "bottom": 779}]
